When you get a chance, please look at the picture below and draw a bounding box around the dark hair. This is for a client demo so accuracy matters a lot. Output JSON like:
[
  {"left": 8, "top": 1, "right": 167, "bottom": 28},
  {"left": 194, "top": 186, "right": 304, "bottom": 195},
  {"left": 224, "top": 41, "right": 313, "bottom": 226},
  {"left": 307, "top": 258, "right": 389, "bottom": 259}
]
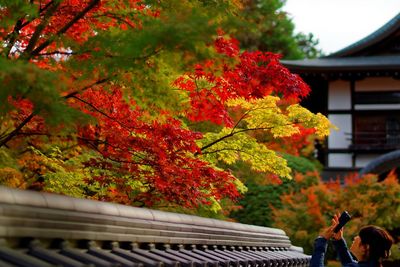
[{"left": 359, "top": 225, "right": 394, "bottom": 262}]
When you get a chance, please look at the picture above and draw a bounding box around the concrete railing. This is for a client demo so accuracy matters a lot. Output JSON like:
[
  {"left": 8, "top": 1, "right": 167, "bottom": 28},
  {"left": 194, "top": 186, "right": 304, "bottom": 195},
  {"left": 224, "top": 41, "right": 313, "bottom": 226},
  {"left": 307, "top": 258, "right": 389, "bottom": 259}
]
[{"left": 0, "top": 186, "right": 310, "bottom": 267}]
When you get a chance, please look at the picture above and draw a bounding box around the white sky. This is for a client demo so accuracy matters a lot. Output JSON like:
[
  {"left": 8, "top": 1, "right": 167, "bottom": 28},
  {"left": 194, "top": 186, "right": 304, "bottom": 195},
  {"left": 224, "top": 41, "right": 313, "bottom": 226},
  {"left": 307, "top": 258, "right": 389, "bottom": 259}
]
[{"left": 282, "top": 0, "right": 400, "bottom": 55}]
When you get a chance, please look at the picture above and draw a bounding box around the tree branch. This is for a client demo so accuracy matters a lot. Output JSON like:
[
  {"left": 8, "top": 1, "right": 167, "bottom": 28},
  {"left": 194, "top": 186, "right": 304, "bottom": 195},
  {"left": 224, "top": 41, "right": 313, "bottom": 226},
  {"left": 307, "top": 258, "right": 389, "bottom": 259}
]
[
  {"left": 230, "top": 108, "right": 252, "bottom": 134},
  {"left": 78, "top": 136, "right": 149, "bottom": 164},
  {"left": 199, "top": 125, "right": 285, "bottom": 153},
  {"left": 4, "top": 1, "right": 57, "bottom": 58},
  {"left": 93, "top": 12, "right": 136, "bottom": 28},
  {"left": 70, "top": 95, "right": 139, "bottom": 132},
  {"left": 0, "top": 113, "right": 36, "bottom": 147},
  {"left": 38, "top": 50, "right": 77, "bottom": 56},
  {"left": 4, "top": 18, "right": 25, "bottom": 58},
  {"left": 28, "top": 0, "right": 100, "bottom": 59},
  {"left": 103, "top": 47, "right": 163, "bottom": 61},
  {"left": 63, "top": 77, "right": 112, "bottom": 99},
  {"left": 201, "top": 147, "right": 246, "bottom": 155},
  {"left": 198, "top": 103, "right": 286, "bottom": 153},
  {"left": 199, "top": 132, "right": 235, "bottom": 153},
  {"left": 23, "top": 1, "right": 61, "bottom": 56},
  {"left": 0, "top": 76, "right": 111, "bottom": 148},
  {"left": 13, "top": 131, "right": 149, "bottom": 167},
  {"left": 39, "top": 1, "right": 55, "bottom": 14}
]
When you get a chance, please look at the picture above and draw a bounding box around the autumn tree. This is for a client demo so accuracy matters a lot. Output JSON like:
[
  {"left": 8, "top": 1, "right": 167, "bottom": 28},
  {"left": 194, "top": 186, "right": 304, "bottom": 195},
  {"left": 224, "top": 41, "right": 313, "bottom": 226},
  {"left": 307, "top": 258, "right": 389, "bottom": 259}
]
[{"left": 0, "top": 0, "right": 332, "bottom": 212}]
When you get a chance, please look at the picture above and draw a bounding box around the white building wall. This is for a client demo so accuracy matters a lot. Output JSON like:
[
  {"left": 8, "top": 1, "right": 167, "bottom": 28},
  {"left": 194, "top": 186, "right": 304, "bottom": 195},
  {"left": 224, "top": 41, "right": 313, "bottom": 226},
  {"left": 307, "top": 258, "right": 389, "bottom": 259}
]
[
  {"left": 328, "top": 80, "right": 351, "bottom": 110},
  {"left": 328, "top": 114, "right": 352, "bottom": 149},
  {"left": 325, "top": 77, "right": 400, "bottom": 170},
  {"left": 328, "top": 153, "right": 353, "bottom": 168}
]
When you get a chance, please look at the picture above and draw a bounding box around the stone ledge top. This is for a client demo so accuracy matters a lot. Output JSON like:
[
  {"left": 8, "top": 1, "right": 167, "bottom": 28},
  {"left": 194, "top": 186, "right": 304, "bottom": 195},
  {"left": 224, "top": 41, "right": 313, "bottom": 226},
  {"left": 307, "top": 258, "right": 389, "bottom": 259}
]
[{"left": 0, "top": 186, "right": 287, "bottom": 240}]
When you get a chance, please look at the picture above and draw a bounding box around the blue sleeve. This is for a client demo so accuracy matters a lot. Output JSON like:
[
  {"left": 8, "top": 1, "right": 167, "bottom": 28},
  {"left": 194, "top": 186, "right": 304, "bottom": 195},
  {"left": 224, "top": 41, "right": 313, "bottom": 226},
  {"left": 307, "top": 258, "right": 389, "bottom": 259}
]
[
  {"left": 310, "top": 237, "right": 328, "bottom": 267},
  {"left": 332, "top": 238, "right": 358, "bottom": 266}
]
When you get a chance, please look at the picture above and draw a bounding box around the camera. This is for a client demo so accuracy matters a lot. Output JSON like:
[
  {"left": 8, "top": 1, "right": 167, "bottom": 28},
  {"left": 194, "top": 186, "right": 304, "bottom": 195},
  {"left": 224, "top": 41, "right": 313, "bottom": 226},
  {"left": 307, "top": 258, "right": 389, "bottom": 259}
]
[{"left": 333, "top": 211, "right": 351, "bottom": 233}]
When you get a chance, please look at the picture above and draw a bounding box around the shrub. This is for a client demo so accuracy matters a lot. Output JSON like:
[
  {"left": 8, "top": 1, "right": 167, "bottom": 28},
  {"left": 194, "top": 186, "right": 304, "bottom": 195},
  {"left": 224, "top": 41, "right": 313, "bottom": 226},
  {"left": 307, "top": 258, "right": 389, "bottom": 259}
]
[
  {"left": 230, "top": 171, "right": 320, "bottom": 227},
  {"left": 281, "top": 153, "right": 322, "bottom": 174}
]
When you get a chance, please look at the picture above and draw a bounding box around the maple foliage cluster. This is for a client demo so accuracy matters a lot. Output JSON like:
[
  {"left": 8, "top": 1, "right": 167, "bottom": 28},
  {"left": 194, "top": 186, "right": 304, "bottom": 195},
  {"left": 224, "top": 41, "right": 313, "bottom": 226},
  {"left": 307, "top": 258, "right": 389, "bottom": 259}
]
[
  {"left": 74, "top": 87, "right": 239, "bottom": 206},
  {"left": 1, "top": 0, "right": 156, "bottom": 58},
  {"left": 0, "top": 0, "right": 331, "bottom": 210},
  {"left": 174, "top": 35, "right": 310, "bottom": 127},
  {"left": 267, "top": 125, "right": 317, "bottom": 156}
]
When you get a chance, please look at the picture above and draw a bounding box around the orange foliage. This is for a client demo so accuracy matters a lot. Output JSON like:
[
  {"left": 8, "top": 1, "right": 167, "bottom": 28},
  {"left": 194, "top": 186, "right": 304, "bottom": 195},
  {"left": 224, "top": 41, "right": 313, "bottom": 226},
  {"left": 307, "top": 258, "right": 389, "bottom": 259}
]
[
  {"left": 267, "top": 126, "right": 317, "bottom": 156},
  {"left": 0, "top": 167, "right": 26, "bottom": 188},
  {"left": 272, "top": 171, "right": 400, "bottom": 255}
]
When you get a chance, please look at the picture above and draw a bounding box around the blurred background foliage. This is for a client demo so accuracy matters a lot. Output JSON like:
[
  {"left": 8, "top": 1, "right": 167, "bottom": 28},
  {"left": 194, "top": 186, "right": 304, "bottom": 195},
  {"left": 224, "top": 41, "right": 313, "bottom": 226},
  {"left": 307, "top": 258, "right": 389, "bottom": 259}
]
[{"left": 231, "top": 169, "right": 400, "bottom": 262}]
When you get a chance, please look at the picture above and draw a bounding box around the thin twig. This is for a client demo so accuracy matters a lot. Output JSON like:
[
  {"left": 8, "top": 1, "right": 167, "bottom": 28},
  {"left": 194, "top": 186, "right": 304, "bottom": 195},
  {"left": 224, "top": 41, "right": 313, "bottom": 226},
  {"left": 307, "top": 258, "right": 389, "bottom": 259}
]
[
  {"left": 93, "top": 12, "right": 136, "bottom": 28},
  {"left": 70, "top": 95, "right": 139, "bottom": 133},
  {"left": 81, "top": 138, "right": 150, "bottom": 167}
]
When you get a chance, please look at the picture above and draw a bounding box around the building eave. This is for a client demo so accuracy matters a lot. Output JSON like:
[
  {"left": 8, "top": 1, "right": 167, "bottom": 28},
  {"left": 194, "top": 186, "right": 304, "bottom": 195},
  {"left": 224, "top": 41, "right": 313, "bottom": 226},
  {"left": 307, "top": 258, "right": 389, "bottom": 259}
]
[{"left": 281, "top": 55, "right": 400, "bottom": 77}]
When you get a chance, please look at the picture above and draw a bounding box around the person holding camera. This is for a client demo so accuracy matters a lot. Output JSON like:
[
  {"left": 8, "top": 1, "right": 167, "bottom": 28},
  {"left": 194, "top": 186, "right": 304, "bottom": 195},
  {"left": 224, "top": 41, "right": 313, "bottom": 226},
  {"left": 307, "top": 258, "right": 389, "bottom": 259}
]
[{"left": 310, "top": 213, "right": 394, "bottom": 267}]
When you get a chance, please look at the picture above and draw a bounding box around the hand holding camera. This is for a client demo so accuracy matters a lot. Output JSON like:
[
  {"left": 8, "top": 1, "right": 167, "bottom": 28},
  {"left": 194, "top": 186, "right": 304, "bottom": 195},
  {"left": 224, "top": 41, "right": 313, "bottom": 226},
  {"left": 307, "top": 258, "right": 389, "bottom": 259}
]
[
  {"left": 320, "top": 211, "right": 351, "bottom": 240},
  {"left": 334, "top": 211, "right": 351, "bottom": 233}
]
